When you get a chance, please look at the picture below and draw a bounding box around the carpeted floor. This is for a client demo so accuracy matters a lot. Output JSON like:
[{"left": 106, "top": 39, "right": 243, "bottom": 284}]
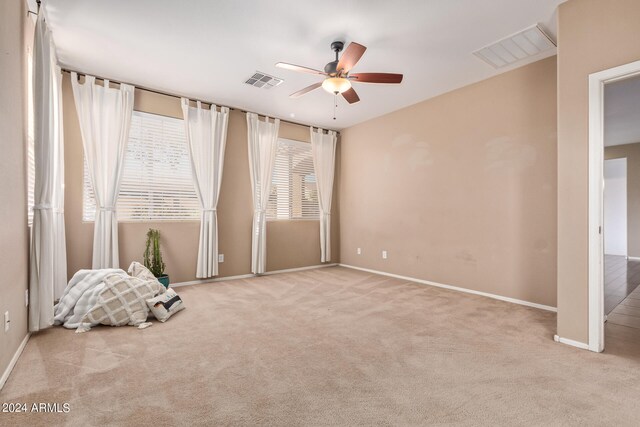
[{"left": 2, "top": 266, "right": 640, "bottom": 426}]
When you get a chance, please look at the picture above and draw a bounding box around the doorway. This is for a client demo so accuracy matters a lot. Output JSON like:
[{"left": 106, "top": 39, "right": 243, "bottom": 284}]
[{"left": 589, "top": 60, "right": 640, "bottom": 352}]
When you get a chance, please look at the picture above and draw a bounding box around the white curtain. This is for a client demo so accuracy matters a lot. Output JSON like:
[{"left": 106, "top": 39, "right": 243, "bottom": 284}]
[
  {"left": 181, "top": 98, "right": 229, "bottom": 278},
  {"left": 310, "top": 127, "right": 337, "bottom": 263},
  {"left": 246, "top": 113, "right": 280, "bottom": 274},
  {"left": 71, "top": 72, "right": 134, "bottom": 269},
  {"left": 29, "top": 12, "right": 67, "bottom": 331}
]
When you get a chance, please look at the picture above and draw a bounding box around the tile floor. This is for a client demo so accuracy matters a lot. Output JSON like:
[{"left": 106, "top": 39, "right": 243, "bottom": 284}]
[
  {"left": 608, "top": 281, "right": 640, "bottom": 329},
  {"left": 605, "top": 254, "right": 640, "bottom": 329}
]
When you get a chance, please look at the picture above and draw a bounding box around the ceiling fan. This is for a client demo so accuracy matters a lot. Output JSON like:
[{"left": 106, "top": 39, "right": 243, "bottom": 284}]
[{"left": 276, "top": 41, "right": 403, "bottom": 104}]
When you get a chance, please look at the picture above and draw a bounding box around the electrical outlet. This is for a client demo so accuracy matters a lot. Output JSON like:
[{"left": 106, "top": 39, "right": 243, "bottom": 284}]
[
  {"left": 25, "top": 289, "right": 29, "bottom": 307},
  {"left": 218, "top": 254, "right": 224, "bottom": 263},
  {"left": 357, "top": 247, "right": 362, "bottom": 255},
  {"left": 4, "top": 311, "right": 9, "bottom": 332},
  {"left": 382, "top": 250, "right": 388, "bottom": 259}
]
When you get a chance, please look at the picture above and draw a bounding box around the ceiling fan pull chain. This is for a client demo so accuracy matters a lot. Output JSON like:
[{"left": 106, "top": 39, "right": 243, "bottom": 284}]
[{"left": 333, "top": 93, "right": 337, "bottom": 120}]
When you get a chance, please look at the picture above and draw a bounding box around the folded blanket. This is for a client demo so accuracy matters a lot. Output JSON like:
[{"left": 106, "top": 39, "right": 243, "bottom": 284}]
[{"left": 53, "top": 269, "right": 126, "bottom": 329}]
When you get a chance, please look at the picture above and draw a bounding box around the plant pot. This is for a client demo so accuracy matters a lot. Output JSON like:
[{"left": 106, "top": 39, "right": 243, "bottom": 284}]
[{"left": 157, "top": 274, "right": 170, "bottom": 288}]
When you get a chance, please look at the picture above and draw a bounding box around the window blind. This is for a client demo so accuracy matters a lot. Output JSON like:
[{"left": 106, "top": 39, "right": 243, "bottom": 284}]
[
  {"left": 267, "top": 138, "right": 319, "bottom": 220},
  {"left": 83, "top": 111, "right": 200, "bottom": 222}
]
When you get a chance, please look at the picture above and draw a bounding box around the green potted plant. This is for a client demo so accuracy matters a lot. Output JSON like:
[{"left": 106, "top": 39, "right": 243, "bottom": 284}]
[{"left": 144, "top": 228, "right": 169, "bottom": 288}]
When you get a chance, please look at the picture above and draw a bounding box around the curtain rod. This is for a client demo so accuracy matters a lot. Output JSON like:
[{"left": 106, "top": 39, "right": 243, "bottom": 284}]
[{"left": 61, "top": 69, "right": 340, "bottom": 134}]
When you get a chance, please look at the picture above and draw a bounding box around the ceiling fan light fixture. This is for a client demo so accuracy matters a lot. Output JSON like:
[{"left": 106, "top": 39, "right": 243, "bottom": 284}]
[{"left": 322, "top": 77, "right": 351, "bottom": 94}]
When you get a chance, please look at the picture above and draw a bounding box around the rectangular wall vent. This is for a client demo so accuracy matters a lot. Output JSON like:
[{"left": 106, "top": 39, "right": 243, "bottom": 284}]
[
  {"left": 245, "top": 71, "right": 283, "bottom": 89},
  {"left": 473, "top": 24, "right": 556, "bottom": 69}
]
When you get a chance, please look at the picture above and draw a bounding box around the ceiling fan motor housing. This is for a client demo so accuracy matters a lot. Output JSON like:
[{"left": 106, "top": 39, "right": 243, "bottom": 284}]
[
  {"left": 325, "top": 41, "right": 345, "bottom": 75},
  {"left": 324, "top": 61, "right": 338, "bottom": 75}
]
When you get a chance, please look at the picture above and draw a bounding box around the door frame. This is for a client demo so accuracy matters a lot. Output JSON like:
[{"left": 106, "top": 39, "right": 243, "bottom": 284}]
[{"left": 588, "top": 59, "right": 640, "bottom": 352}]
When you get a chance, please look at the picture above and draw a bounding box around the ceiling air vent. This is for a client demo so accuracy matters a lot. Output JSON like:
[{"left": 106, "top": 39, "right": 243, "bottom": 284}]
[
  {"left": 473, "top": 24, "right": 556, "bottom": 69},
  {"left": 244, "top": 71, "right": 283, "bottom": 89}
]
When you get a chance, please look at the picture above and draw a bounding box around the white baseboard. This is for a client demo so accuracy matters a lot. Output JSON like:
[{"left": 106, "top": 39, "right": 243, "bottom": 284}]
[
  {"left": 262, "top": 263, "right": 338, "bottom": 276},
  {"left": 554, "top": 334, "right": 590, "bottom": 350},
  {"left": 170, "top": 273, "right": 255, "bottom": 288},
  {"left": 0, "top": 333, "right": 30, "bottom": 391},
  {"left": 170, "top": 263, "right": 338, "bottom": 288},
  {"left": 338, "top": 263, "right": 557, "bottom": 312}
]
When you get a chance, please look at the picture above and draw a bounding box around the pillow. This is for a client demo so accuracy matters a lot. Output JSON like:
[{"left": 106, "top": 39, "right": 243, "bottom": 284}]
[
  {"left": 82, "top": 273, "right": 164, "bottom": 327},
  {"left": 128, "top": 261, "right": 164, "bottom": 291},
  {"left": 146, "top": 288, "right": 185, "bottom": 322}
]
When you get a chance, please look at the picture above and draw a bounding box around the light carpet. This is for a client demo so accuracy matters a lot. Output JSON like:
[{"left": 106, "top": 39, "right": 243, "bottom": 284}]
[{"left": 2, "top": 266, "right": 640, "bottom": 426}]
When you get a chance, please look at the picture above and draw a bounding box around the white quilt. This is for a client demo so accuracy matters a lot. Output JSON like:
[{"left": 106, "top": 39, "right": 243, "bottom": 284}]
[
  {"left": 82, "top": 273, "right": 163, "bottom": 328},
  {"left": 53, "top": 269, "right": 126, "bottom": 329}
]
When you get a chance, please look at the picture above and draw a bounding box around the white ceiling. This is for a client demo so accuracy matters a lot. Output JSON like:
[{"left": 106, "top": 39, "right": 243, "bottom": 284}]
[
  {"left": 605, "top": 75, "right": 640, "bottom": 147},
  {"left": 44, "top": 0, "right": 564, "bottom": 130}
]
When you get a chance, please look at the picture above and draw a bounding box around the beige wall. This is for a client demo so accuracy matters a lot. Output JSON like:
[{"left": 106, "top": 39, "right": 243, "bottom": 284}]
[
  {"left": 0, "top": 0, "right": 30, "bottom": 381},
  {"left": 62, "top": 76, "right": 340, "bottom": 283},
  {"left": 605, "top": 143, "right": 640, "bottom": 257},
  {"left": 340, "top": 57, "right": 557, "bottom": 307},
  {"left": 557, "top": 0, "right": 640, "bottom": 343}
]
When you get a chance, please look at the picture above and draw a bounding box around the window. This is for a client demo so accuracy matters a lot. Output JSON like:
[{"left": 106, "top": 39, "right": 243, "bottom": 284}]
[
  {"left": 267, "top": 138, "right": 319, "bottom": 220},
  {"left": 83, "top": 111, "right": 199, "bottom": 221}
]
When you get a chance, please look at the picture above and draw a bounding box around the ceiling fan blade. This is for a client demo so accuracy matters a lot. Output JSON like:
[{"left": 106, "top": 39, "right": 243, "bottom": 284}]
[
  {"left": 337, "top": 42, "right": 367, "bottom": 74},
  {"left": 349, "top": 73, "right": 403, "bottom": 84},
  {"left": 276, "top": 62, "right": 326, "bottom": 75},
  {"left": 289, "top": 82, "right": 323, "bottom": 98},
  {"left": 341, "top": 87, "right": 360, "bottom": 104}
]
